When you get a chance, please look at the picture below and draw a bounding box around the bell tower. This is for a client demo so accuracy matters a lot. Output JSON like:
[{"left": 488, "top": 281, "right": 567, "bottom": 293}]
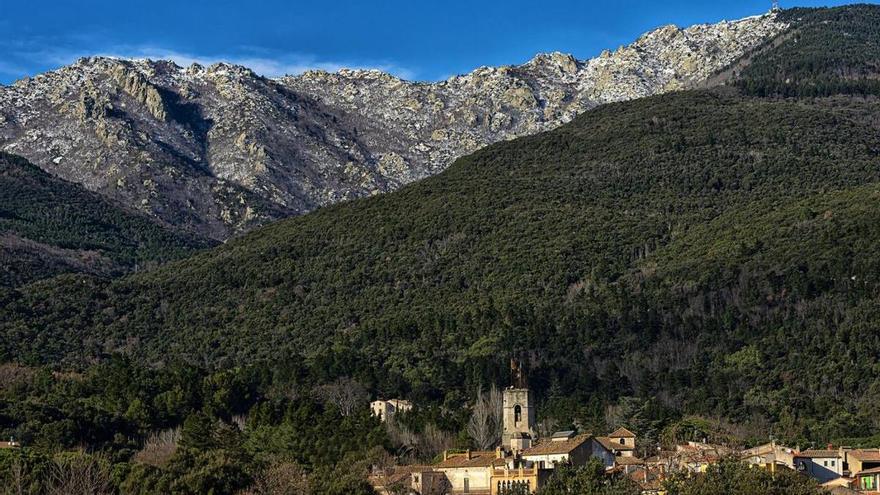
[{"left": 502, "top": 359, "right": 536, "bottom": 449}]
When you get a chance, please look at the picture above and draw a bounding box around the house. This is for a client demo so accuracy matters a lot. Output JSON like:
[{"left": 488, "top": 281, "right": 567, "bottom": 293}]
[
  {"left": 591, "top": 437, "right": 618, "bottom": 468},
  {"left": 435, "top": 450, "right": 507, "bottom": 494},
  {"left": 741, "top": 441, "right": 797, "bottom": 472},
  {"left": 614, "top": 455, "right": 647, "bottom": 474},
  {"left": 489, "top": 465, "right": 551, "bottom": 495},
  {"left": 520, "top": 432, "right": 593, "bottom": 469},
  {"left": 794, "top": 449, "right": 845, "bottom": 483},
  {"left": 855, "top": 466, "right": 880, "bottom": 493},
  {"left": 847, "top": 449, "right": 880, "bottom": 476},
  {"left": 596, "top": 427, "right": 637, "bottom": 459},
  {"left": 673, "top": 442, "right": 730, "bottom": 473},
  {"left": 0, "top": 439, "right": 20, "bottom": 449},
  {"left": 370, "top": 399, "right": 413, "bottom": 422}
]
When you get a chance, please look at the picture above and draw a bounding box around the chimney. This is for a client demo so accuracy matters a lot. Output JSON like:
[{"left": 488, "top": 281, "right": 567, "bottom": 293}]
[
  {"left": 496, "top": 446, "right": 504, "bottom": 459},
  {"left": 466, "top": 449, "right": 471, "bottom": 460},
  {"left": 828, "top": 443, "right": 834, "bottom": 450}
]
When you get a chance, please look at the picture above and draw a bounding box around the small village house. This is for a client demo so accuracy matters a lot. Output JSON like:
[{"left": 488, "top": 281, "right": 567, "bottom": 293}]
[
  {"left": 741, "top": 441, "right": 797, "bottom": 472},
  {"left": 371, "top": 399, "right": 413, "bottom": 422},
  {"left": 855, "top": 466, "right": 880, "bottom": 493},
  {"left": 596, "top": 427, "right": 637, "bottom": 459},
  {"left": 795, "top": 449, "right": 845, "bottom": 483},
  {"left": 848, "top": 449, "right": 880, "bottom": 476},
  {"left": 520, "top": 431, "right": 592, "bottom": 469}
]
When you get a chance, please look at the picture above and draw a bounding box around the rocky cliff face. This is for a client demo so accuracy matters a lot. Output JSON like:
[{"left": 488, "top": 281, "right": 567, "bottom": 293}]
[{"left": 0, "top": 13, "right": 786, "bottom": 239}]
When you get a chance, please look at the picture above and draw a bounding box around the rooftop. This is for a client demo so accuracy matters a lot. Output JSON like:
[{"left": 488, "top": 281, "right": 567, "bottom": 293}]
[
  {"left": 523, "top": 434, "right": 592, "bottom": 456},
  {"left": 596, "top": 436, "right": 635, "bottom": 452},
  {"left": 437, "top": 451, "right": 506, "bottom": 469},
  {"left": 849, "top": 449, "right": 880, "bottom": 461},
  {"left": 797, "top": 449, "right": 842, "bottom": 458},
  {"left": 609, "top": 427, "right": 636, "bottom": 438}
]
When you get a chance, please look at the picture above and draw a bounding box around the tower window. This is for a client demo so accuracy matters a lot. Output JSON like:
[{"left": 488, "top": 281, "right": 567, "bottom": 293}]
[{"left": 514, "top": 405, "right": 522, "bottom": 425}]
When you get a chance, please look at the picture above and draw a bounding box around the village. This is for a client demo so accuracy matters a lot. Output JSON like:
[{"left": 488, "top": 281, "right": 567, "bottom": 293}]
[{"left": 367, "top": 364, "right": 880, "bottom": 495}]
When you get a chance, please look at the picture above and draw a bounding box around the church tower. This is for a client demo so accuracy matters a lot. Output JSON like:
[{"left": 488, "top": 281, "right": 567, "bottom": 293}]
[{"left": 502, "top": 359, "right": 536, "bottom": 449}]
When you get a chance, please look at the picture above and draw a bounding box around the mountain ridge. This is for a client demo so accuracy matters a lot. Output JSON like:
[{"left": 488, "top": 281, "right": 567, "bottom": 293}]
[{"left": 0, "top": 12, "right": 785, "bottom": 239}]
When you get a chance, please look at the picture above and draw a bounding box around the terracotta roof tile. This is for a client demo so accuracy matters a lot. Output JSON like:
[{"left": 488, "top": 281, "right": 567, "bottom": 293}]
[
  {"left": 609, "top": 427, "right": 636, "bottom": 438},
  {"left": 523, "top": 434, "right": 592, "bottom": 456},
  {"left": 797, "top": 450, "right": 842, "bottom": 458},
  {"left": 596, "top": 436, "right": 635, "bottom": 452},
  {"left": 437, "top": 451, "right": 506, "bottom": 469},
  {"left": 849, "top": 449, "right": 880, "bottom": 462}
]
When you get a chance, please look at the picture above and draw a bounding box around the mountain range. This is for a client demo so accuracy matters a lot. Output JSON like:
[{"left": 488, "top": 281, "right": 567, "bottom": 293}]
[
  {"left": 3, "top": 4, "right": 880, "bottom": 439},
  {"left": 0, "top": 13, "right": 784, "bottom": 239}
]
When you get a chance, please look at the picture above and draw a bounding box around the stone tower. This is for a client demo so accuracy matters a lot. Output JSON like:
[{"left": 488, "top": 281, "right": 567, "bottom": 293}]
[{"left": 502, "top": 359, "right": 536, "bottom": 448}]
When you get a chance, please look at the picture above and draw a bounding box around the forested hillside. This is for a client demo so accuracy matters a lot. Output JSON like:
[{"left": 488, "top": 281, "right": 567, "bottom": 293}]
[
  {"left": 3, "top": 87, "right": 880, "bottom": 444},
  {"left": 0, "top": 152, "right": 214, "bottom": 286},
  {"left": 736, "top": 4, "right": 880, "bottom": 96},
  {"left": 3, "top": 4, "right": 880, "bottom": 493}
]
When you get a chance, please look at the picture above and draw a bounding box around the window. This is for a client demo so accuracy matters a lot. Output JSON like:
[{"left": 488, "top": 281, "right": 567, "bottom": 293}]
[
  {"left": 464, "top": 478, "right": 470, "bottom": 493},
  {"left": 514, "top": 405, "right": 522, "bottom": 425},
  {"left": 863, "top": 476, "right": 875, "bottom": 490},
  {"left": 823, "top": 460, "right": 828, "bottom": 467},
  {"left": 831, "top": 460, "right": 836, "bottom": 467},
  {"left": 620, "top": 438, "right": 626, "bottom": 445}
]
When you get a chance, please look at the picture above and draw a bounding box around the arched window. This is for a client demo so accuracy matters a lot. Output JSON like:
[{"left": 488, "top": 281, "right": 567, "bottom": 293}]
[{"left": 514, "top": 405, "right": 522, "bottom": 425}]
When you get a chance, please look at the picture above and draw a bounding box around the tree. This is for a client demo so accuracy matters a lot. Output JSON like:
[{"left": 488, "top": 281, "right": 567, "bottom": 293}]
[
  {"left": 537, "top": 460, "right": 641, "bottom": 495},
  {"left": 243, "top": 461, "right": 311, "bottom": 495},
  {"left": 467, "top": 385, "right": 503, "bottom": 450},
  {"left": 663, "top": 458, "right": 825, "bottom": 495},
  {"left": 313, "top": 378, "right": 368, "bottom": 417},
  {"left": 47, "top": 453, "right": 112, "bottom": 495}
]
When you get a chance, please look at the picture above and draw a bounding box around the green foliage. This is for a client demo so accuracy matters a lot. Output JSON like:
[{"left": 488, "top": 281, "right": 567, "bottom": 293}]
[
  {"left": 0, "top": 360, "right": 390, "bottom": 494},
  {"left": 537, "top": 459, "right": 642, "bottom": 495},
  {"left": 664, "top": 458, "right": 825, "bottom": 495},
  {"left": 4, "top": 89, "right": 880, "bottom": 444},
  {"left": 0, "top": 152, "right": 213, "bottom": 287},
  {"left": 737, "top": 5, "right": 880, "bottom": 97}
]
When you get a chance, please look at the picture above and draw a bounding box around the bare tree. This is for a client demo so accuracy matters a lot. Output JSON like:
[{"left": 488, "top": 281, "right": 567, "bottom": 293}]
[
  {"left": 133, "top": 427, "right": 181, "bottom": 467},
  {"left": 6, "top": 456, "right": 25, "bottom": 495},
  {"left": 242, "top": 461, "right": 311, "bottom": 495},
  {"left": 0, "top": 363, "right": 36, "bottom": 392},
  {"left": 467, "top": 385, "right": 503, "bottom": 450},
  {"left": 313, "top": 377, "right": 368, "bottom": 416},
  {"left": 418, "top": 423, "right": 456, "bottom": 460},
  {"left": 47, "top": 453, "right": 112, "bottom": 495}
]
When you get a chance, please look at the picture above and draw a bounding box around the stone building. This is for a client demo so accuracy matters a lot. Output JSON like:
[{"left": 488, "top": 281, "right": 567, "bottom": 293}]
[
  {"left": 370, "top": 399, "right": 413, "bottom": 422},
  {"left": 502, "top": 359, "right": 536, "bottom": 449}
]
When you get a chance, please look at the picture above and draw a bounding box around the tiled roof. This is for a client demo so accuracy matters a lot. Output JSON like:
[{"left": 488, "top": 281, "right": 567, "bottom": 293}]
[
  {"left": 616, "top": 456, "right": 645, "bottom": 466},
  {"left": 857, "top": 466, "right": 880, "bottom": 475},
  {"left": 437, "top": 451, "right": 506, "bottom": 469},
  {"left": 849, "top": 449, "right": 880, "bottom": 462},
  {"left": 797, "top": 450, "right": 842, "bottom": 458},
  {"left": 523, "top": 434, "right": 592, "bottom": 456},
  {"left": 609, "top": 427, "right": 636, "bottom": 438},
  {"left": 596, "top": 436, "right": 635, "bottom": 452}
]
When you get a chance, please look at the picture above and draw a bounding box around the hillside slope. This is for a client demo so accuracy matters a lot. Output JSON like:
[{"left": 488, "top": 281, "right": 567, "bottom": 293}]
[
  {"left": 0, "top": 152, "right": 213, "bottom": 286},
  {"left": 3, "top": 89, "right": 880, "bottom": 437},
  {"left": 0, "top": 14, "right": 784, "bottom": 238}
]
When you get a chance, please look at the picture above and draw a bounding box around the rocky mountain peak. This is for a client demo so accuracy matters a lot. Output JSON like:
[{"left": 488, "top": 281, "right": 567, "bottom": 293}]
[{"left": 1, "top": 12, "right": 787, "bottom": 239}]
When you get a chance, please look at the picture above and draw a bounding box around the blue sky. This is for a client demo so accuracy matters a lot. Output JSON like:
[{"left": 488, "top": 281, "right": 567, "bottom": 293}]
[{"left": 0, "top": 0, "right": 874, "bottom": 84}]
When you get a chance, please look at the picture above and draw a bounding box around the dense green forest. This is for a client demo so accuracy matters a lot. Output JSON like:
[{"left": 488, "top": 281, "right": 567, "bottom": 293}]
[
  {"left": 735, "top": 5, "right": 880, "bottom": 96},
  {"left": 3, "top": 4, "right": 880, "bottom": 493},
  {"left": 4, "top": 89, "right": 880, "bottom": 443},
  {"left": 0, "top": 152, "right": 214, "bottom": 287}
]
